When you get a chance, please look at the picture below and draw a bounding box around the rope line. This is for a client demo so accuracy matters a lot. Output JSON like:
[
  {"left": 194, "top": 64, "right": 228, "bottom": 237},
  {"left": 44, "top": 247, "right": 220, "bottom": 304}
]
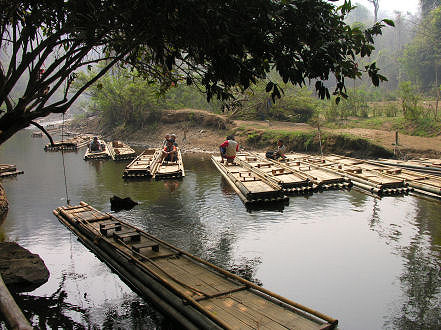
[{"left": 61, "top": 113, "right": 71, "bottom": 205}]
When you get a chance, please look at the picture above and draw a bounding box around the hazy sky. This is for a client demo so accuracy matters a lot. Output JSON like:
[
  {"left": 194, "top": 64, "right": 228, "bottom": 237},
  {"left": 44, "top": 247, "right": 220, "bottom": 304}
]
[{"left": 335, "top": 0, "right": 420, "bottom": 15}]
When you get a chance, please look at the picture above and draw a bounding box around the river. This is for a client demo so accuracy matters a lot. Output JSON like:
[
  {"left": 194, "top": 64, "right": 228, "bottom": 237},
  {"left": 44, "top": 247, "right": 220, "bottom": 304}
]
[{"left": 0, "top": 130, "right": 440, "bottom": 329}]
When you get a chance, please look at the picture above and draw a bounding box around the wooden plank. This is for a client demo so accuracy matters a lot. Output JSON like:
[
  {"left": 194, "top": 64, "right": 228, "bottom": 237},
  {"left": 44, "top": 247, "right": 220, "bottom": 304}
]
[
  {"left": 199, "top": 297, "right": 287, "bottom": 329},
  {"left": 231, "top": 290, "right": 322, "bottom": 329}
]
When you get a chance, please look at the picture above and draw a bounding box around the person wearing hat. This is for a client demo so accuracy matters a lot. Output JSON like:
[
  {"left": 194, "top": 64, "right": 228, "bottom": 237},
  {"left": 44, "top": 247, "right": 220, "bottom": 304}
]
[{"left": 219, "top": 135, "right": 238, "bottom": 164}]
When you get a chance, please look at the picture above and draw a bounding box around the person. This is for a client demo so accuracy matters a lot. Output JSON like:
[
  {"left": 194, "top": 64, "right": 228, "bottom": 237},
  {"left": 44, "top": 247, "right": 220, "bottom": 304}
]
[
  {"left": 89, "top": 136, "right": 101, "bottom": 152},
  {"left": 266, "top": 139, "right": 286, "bottom": 160},
  {"left": 162, "top": 134, "right": 171, "bottom": 147},
  {"left": 219, "top": 135, "right": 239, "bottom": 164},
  {"left": 162, "top": 140, "right": 177, "bottom": 162}
]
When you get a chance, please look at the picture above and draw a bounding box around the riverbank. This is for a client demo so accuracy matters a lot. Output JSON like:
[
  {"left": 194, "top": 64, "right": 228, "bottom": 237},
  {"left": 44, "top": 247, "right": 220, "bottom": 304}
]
[{"left": 67, "top": 108, "right": 441, "bottom": 159}]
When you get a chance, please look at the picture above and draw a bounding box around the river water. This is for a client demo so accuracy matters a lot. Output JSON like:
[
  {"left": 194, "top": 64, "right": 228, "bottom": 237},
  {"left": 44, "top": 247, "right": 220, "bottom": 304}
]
[{"left": 0, "top": 130, "right": 440, "bottom": 329}]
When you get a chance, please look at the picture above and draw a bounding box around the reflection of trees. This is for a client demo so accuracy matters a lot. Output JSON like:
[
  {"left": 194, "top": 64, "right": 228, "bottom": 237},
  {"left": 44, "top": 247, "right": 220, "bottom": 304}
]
[
  {"left": 10, "top": 272, "right": 91, "bottom": 329},
  {"left": 6, "top": 271, "right": 176, "bottom": 329},
  {"left": 388, "top": 244, "right": 441, "bottom": 330},
  {"left": 381, "top": 197, "right": 441, "bottom": 330}
]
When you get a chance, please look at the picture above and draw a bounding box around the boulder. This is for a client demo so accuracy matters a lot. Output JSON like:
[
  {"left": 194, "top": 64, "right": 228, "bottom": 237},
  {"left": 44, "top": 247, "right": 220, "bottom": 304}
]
[
  {"left": 0, "top": 242, "right": 49, "bottom": 292},
  {"left": 110, "top": 195, "right": 138, "bottom": 212}
]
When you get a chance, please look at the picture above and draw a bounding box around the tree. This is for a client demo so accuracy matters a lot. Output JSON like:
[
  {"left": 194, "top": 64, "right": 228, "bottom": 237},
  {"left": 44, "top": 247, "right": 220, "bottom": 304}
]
[
  {"left": 420, "top": 0, "right": 441, "bottom": 16},
  {"left": 0, "top": 0, "right": 393, "bottom": 145},
  {"left": 400, "top": 7, "right": 441, "bottom": 92},
  {"left": 368, "top": 0, "right": 380, "bottom": 22}
]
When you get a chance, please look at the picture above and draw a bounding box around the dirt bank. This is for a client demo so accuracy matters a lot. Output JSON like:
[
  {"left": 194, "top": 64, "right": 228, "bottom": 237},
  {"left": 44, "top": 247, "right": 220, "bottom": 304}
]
[
  {"left": 68, "top": 109, "right": 441, "bottom": 158},
  {"left": 0, "top": 184, "right": 8, "bottom": 222}
]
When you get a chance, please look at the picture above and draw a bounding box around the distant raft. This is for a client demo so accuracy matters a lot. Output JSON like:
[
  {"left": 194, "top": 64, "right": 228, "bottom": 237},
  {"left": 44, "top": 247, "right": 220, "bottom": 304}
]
[
  {"left": 123, "top": 148, "right": 161, "bottom": 178},
  {"left": 44, "top": 134, "right": 93, "bottom": 152},
  {"left": 84, "top": 139, "right": 111, "bottom": 160},
  {"left": 107, "top": 141, "right": 136, "bottom": 161},
  {"left": 54, "top": 202, "right": 338, "bottom": 330},
  {"left": 211, "top": 154, "right": 288, "bottom": 206},
  {"left": 154, "top": 148, "right": 185, "bottom": 180}
]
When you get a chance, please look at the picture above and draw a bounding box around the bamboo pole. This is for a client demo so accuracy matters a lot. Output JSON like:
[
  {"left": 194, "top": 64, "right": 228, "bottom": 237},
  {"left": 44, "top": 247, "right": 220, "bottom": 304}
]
[{"left": 0, "top": 275, "right": 33, "bottom": 330}]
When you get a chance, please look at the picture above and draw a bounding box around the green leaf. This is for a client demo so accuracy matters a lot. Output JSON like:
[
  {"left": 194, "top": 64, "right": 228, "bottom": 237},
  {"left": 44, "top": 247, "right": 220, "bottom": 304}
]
[{"left": 382, "top": 19, "right": 395, "bottom": 27}]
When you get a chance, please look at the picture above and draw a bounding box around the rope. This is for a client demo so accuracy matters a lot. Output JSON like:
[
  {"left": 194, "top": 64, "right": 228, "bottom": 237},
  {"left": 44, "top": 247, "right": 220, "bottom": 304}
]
[{"left": 60, "top": 113, "right": 70, "bottom": 205}]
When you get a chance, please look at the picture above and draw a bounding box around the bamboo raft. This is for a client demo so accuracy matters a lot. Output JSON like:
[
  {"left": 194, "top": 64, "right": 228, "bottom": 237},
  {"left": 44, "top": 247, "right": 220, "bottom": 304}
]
[
  {"left": 107, "top": 141, "right": 136, "bottom": 161},
  {"left": 44, "top": 134, "right": 93, "bottom": 152},
  {"left": 296, "top": 154, "right": 409, "bottom": 196},
  {"left": 270, "top": 154, "right": 350, "bottom": 192},
  {"left": 54, "top": 202, "right": 337, "bottom": 329},
  {"left": 123, "top": 149, "right": 161, "bottom": 178},
  {"left": 235, "top": 153, "right": 313, "bottom": 195},
  {"left": 0, "top": 164, "right": 23, "bottom": 178},
  {"left": 84, "top": 139, "right": 111, "bottom": 160},
  {"left": 211, "top": 155, "right": 288, "bottom": 206},
  {"left": 154, "top": 148, "right": 185, "bottom": 180},
  {"left": 373, "top": 158, "right": 441, "bottom": 175},
  {"left": 32, "top": 131, "right": 43, "bottom": 138}
]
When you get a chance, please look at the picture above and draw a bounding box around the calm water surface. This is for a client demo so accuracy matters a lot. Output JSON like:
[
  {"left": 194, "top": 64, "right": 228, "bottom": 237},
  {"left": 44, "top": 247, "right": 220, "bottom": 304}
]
[{"left": 1, "top": 130, "right": 440, "bottom": 329}]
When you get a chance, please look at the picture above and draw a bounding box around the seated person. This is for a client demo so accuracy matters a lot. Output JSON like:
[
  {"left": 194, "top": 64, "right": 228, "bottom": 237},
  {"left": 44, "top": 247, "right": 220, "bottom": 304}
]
[
  {"left": 219, "top": 135, "right": 239, "bottom": 164},
  {"left": 266, "top": 139, "right": 286, "bottom": 160},
  {"left": 89, "top": 137, "right": 101, "bottom": 152},
  {"left": 162, "top": 140, "right": 177, "bottom": 162}
]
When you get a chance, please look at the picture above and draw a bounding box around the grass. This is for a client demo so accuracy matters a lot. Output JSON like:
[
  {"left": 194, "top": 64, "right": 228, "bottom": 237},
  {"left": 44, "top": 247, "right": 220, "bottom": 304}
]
[
  {"left": 235, "top": 126, "right": 393, "bottom": 158},
  {"left": 323, "top": 115, "right": 441, "bottom": 137}
]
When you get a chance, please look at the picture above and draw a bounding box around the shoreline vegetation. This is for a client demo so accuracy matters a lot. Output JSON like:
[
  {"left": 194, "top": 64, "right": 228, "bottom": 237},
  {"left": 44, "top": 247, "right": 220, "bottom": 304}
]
[{"left": 66, "top": 108, "right": 440, "bottom": 159}]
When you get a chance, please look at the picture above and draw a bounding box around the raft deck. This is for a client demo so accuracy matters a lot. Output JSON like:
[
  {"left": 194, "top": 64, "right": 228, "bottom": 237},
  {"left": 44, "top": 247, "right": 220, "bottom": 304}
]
[
  {"left": 84, "top": 139, "right": 111, "bottom": 160},
  {"left": 107, "top": 141, "right": 136, "bottom": 161},
  {"left": 54, "top": 202, "right": 337, "bottom": 329},
  {"left": 272, "top": 154, "right": 348, "bottom": 191},
  {"left": 211, "top": 155, "right": 288, "bottom": 206},
  {"left": 296, "top": 154, "right": 408, "bottom": 195},
  {"left": 154, "top": 149, "right": 185, "bottom": 180},
  {"left": 235, "top": 153, "right": 312, "bottom": 195},
  {"left": 123, "top": 149, "right": 161, "bottom": 178}
]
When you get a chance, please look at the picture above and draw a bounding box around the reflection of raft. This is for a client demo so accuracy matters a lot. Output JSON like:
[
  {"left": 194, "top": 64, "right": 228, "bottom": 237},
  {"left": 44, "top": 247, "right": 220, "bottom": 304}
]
[
  {"left": 211, "top": 155, "right": 288, "bottom": 206},
  {"left": 0, "top": 164, "right": 23, "bottom": 177},
  {"left": 54, "top": 202, "right": 338, "bottom": 330},
  {"left": 107, "top": 141, "right": 136, "bottom": 161},
  {"left": 123, "top": 149, "right": 161, "bottom": 178},
  {"left": 84, "top": 140, "right": 110, "bottom": 160},
  {"left": 154, "top": 148, "right": 185, "bottom": 180}
]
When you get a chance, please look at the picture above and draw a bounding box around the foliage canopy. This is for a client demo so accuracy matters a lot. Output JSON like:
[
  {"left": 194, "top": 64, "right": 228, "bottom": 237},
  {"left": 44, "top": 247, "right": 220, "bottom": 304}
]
[{"left": 0, "top": 0, "right": 392, "bottom": 144}]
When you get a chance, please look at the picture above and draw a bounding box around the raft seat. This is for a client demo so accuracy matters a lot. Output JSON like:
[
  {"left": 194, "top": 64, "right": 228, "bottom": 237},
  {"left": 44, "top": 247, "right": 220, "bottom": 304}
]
[
  {"left": 132, "top": 241, "right": 160, "bottom": 253},
  {"left": 100, "top": 222, "right": 122, "bottom": 236},
  {"left": 113, "top": 230, "right": 141, "bottom": 242}
]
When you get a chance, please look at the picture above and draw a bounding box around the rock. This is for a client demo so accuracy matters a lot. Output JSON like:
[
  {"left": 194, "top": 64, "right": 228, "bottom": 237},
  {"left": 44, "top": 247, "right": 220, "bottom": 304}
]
[
  {"left": 0, "top": 242, "right": 49, "bottom": 292},
  {"left": 110, "top": 195, "right": 138, "bottom": 212},
  {"left": 0, "top": 184, "right": 8, "bottom": 222}
]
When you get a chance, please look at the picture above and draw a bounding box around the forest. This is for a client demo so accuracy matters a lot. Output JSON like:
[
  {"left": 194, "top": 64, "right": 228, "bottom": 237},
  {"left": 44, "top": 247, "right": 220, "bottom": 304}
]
[{"left": 69, "top": 1, "right": 441, "bottom": 138}]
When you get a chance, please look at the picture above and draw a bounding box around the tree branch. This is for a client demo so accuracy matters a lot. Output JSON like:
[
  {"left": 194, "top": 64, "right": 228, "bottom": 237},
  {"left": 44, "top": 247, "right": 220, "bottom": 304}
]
[{"left": 29, "top": 121, "right": 54, "bottom": 146}]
